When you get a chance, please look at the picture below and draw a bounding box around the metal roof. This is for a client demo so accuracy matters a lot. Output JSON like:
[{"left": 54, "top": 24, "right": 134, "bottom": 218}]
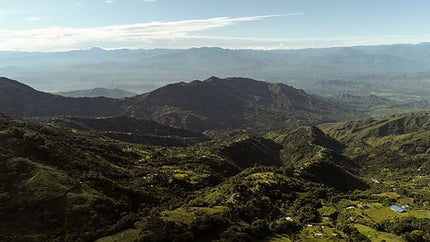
[{"left": 390, "top": 205, "right": 405, "bottom": 213}]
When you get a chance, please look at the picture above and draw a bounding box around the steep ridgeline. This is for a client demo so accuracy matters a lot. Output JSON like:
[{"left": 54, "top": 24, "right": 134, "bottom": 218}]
[
  {"left": 128, "top": 76, "right": 352, "bottom": 132},
  {"left": 44, "top": 116, "right": 209, "bottom": 146},
  {"left": 320, "top": 114, "right": 430, "bottom": 143},
  {"left": 56, "top": 88, "right": 137, "bottom": 98},
  {"left": 267, "top": 126, "right": 368, "bottom": 191},
  {"left": 204, "top": 125, "right": 368, "bottom": 192},
  {"left": 217, "top": 136, "right": 284, "bottom": 169},
  {"left": 0, "top": 77, "right": 125, "bottom": 117},
  {"left": 0, "top": 76, "right": 353, "bottom": 132},
  {"left": 320, "top": 115, "right": 430, "bottom": 174}
]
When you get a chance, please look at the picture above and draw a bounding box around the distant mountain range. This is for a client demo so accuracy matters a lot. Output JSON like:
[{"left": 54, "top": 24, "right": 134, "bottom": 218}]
[
  {"left": 2, "top": 43, "right": 430, "bottom": 97},
  {"left": 56, "top": 88, "right": 137, "bottom": 98},
  {"left": 0, "top": 76, "right": 352, "bottom": 132}
]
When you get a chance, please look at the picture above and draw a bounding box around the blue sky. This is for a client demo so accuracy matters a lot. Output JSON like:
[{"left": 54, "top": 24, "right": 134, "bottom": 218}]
[{"left": 1, "top": 0, "right": 430, "bottom": 51}]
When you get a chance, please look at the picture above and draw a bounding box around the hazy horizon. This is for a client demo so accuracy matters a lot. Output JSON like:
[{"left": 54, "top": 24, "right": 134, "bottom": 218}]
[
  {"left": 1, "top": 0, "right": 430, "bottom": 51},
  {"left": 1, "top": 42, "right": 430, "bottom": 53}
]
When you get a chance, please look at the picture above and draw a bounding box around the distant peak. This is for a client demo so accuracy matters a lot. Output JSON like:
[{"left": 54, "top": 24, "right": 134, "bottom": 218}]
[
  {"left": 0, "top": 77, "right": 34, "bottom": 89},
  {"left": 204, "top": 76, "right": 261, "bottom": 83},
  {"left": 189, "top": 47, "right": 225, "bottom": 51},
  {"left": 205, "top": 76, "right": 222, "bottom": 82},
  {"left": 88, "top": 47, "right": 106, "bottom": 51}
]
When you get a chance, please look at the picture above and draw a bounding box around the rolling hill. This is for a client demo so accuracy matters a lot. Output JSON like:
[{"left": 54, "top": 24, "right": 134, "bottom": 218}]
[
  {"left": 0, "top": 113, "right": 247, "bottom": 241},
  {"left": 44, "top": 116, "right": 209, "bottom": 146},
  {"left": 267, "top": 126, "right": 367, "bottom": 191},
  {"left": 0, "top": 77, "right": 124, "bottom": 117},
  {"left": 2, "top": 112, "right": 430, "bottom": 241},
  {"left": 0, "top": 113, "right": 370, "bottom": 241},
  {"left": 320, "top": 114, "right": 430, "bottom": 173},
  {"left": 0, "top": 76, "right": 353, "bottom": 132},
  {"left": 56, "top": 88, "right": 137, "bottom": 98}
]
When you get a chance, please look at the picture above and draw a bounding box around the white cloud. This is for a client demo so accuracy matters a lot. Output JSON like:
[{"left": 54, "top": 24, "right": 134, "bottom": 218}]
[
  {"left": 26, "top": 17, "right": 40, "bottom": 21},
  {"left": 0, "top": 13, "right": 427, "bottom": 51},
  {"left": 143, "top": 0, "right": 156, "bottom": 2},
  {"left": 106, "top": 0, "right": 113, "bottom": 3},
  {"left": 0, "top": 14, "right": 289, "bottom": 51}
]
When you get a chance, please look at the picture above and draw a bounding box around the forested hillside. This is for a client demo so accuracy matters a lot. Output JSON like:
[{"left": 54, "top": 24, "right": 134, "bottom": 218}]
[
  {"left": 1, "top": 112, "right": 429, "bottom": 241},
  {"left": 0, "top": 77, "right": 353, "bottom": 132}
]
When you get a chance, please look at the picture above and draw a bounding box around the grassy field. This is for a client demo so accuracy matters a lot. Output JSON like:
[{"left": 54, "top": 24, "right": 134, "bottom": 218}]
[
  {"left": 263, "top": 235, "right": 292, "bottom": 242},
  {"left": 95, "top": 229, "right": 140, "bottom": 242},
  {"left": 408, "top": 210, "right": 430, "bottom": 219},
  {"left": 353, "top": 224, "right": 404, "bottom": 242},
  {"left": 374, "top": 192, "right": 401, "bottom": 199},
  {"left": 162, "top": 206, "right": 228, "bottom": 224},
  {"left": 298, "top": 225, "right": 346, "bottom": 241},
  {"left": 365, "top": 203, "right": 408, "bottom": 222}
]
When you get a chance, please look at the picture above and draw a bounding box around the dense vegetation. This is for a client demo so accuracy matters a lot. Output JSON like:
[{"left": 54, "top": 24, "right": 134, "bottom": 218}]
[
  {"left": 42, "top": 116, "right": 209, "bottom": 147},
  {"left": 1, "top": 77, "right": 430, "bottom": 241},
  {"left": 1, "top": 111, "right": 429, "bottom": 241},
  {"left": 0, "top": 76, "right": 353, "bottom": 132}
]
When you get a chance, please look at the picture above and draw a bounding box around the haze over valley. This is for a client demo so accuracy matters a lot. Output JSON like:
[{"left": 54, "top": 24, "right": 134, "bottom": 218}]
[
  {"left": 2, "top": 44, "right": 430, "bottom": 98},
  {"left": 1, "top": 1, "right": 430, "bottom": 241}
]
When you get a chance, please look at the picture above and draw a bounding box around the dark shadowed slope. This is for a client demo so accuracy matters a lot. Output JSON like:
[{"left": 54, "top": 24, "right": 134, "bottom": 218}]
[
  {"left": 267, "top": 126, "right": 368, "bottom": 191},
  {"left": 126, "top": 76, "right": 353, "bottom": 131},
  {"left": 44, "top": 116, "right": 209, "bottom": 146},
  {"left": 0, "top": 76, "right": 353, "bottom": 132},
  {"left": 56, "top": 88, "right": 137, "bottom": 98},
  {"left": 0, "top": 77, "right": 125, "bottom": 117}
]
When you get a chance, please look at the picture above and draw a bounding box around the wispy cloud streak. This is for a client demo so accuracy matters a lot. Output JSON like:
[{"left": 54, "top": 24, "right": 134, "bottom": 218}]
[
  {"left": 1, "top": 13, "right": 426, "bottom": 51},
  {"left": 0, "top": 14, "right": 290, "bottom": 51}
]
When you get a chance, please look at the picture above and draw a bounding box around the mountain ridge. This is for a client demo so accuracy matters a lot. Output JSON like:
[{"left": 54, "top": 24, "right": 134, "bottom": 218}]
[
  {"left": 55, "top": 87, "right": 137, "bottom": 98},
  {"left": 0, "top": 77, "right": 124, "bottom": 117},
  {"left": 0, "top": 76, "right": 353, "bottom": 132},
  {"left": 44, "top": 116, "right": 209, "bottom": 146},
  {"left": 3, "top": 43, "right": 430, "bottom": 96}
]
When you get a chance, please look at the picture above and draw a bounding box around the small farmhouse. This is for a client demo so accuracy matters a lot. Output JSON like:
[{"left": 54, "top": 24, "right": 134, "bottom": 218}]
[{"left": 390, "top": 205, "right": 405, "bottom": 213}]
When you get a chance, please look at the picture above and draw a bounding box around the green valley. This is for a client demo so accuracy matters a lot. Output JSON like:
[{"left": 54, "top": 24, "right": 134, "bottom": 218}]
[
  {"left": 1, "top": 109, "right": 429, "bottom": 241},
  {"left": 0, "top": 77, "right": 429, "bottom": 241}
]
